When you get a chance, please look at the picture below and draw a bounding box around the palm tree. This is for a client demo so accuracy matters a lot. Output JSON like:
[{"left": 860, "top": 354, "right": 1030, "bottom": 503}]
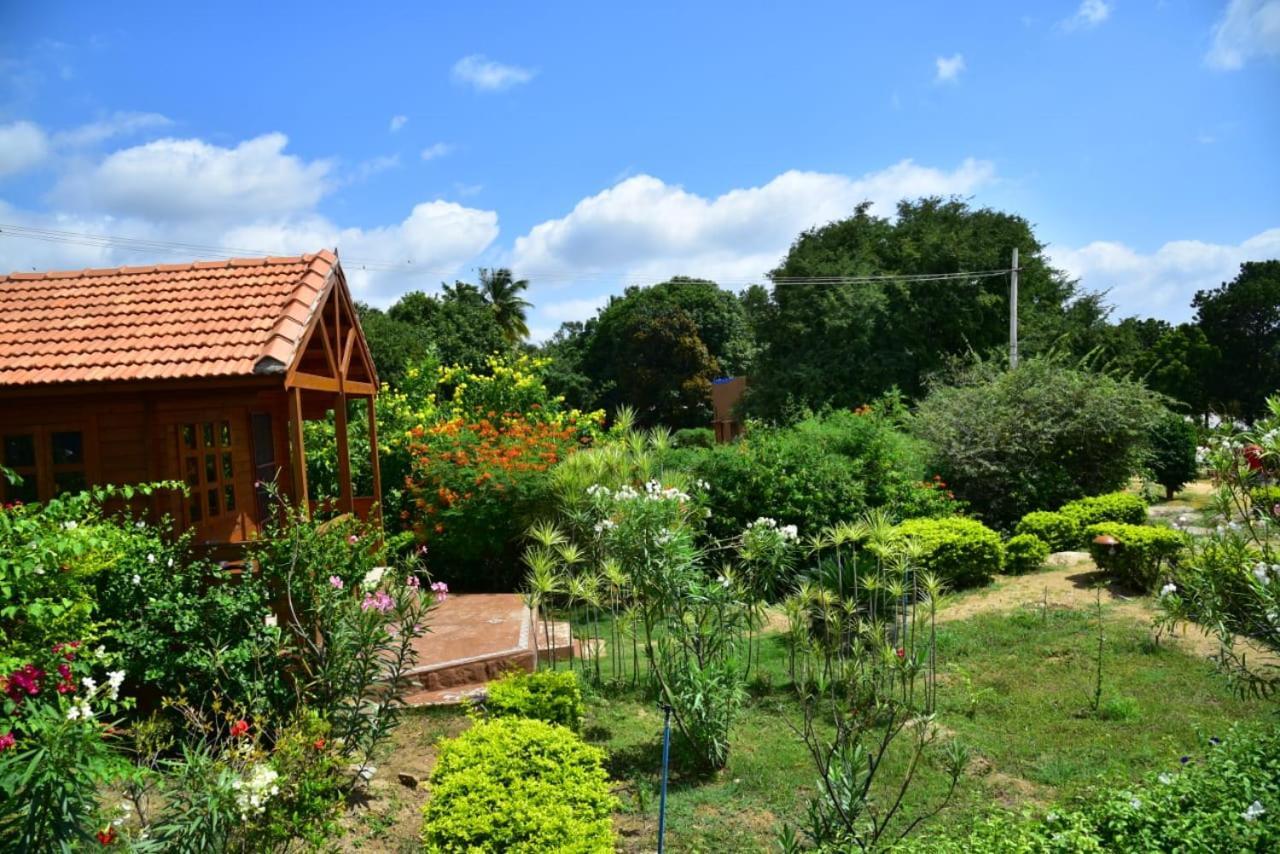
[{"left": 478, "top": 267, "right": 532, "bottom": 343}]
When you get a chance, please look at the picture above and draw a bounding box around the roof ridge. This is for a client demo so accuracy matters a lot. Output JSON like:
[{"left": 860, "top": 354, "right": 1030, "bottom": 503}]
[{"left": 0, "top": 249, "right": 330, "bottom": 283}]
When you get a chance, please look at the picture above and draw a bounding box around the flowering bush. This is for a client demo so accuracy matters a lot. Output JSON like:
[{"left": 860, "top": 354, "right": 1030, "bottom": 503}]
[{"left": 421, "top": 717, "right": 617, "bottom": 853}]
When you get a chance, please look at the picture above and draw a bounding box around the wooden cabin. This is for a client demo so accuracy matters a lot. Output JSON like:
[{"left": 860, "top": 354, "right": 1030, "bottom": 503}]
[{"left": 0, "top": 250, "right": 381, "bottom": 554}]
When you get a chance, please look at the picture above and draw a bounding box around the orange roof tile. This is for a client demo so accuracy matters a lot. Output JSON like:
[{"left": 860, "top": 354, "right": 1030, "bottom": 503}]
[{"left": 0, "top": 250, "right": 339, "bottom": 387}]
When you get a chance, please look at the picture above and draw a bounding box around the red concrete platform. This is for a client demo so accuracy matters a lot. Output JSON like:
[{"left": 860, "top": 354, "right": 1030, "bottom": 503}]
[{"left": 402, "top": 593, "right": 575, "bottom": 706}]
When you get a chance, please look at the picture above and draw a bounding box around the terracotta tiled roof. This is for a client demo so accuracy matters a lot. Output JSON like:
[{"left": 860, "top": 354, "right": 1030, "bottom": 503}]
[{"left": 0, "top": 250, "right": 338, "bottom": 386}]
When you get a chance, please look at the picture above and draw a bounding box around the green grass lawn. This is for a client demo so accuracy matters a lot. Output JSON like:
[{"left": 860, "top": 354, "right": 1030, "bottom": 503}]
[{"left": 383, "top": 601, "right": 1273, "bottom": 853}]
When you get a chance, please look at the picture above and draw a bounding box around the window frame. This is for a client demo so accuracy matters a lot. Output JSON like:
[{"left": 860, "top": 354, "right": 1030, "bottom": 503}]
[{"left": 0, "top": 422, "right": 95, "bottom": 504}]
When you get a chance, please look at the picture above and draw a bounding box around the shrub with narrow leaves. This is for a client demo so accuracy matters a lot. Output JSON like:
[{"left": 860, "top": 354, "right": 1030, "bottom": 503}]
[{"left": 421, "top": 717, "right": 617, "bottom": 853}]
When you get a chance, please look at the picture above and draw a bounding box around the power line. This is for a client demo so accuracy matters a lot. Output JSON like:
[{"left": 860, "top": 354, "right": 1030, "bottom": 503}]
[{"left": 0, "top": 221, "right": 1012, "bottom": 288}]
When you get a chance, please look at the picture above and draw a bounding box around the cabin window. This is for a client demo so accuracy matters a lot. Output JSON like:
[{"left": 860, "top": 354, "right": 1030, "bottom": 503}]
[
  {"left": 179, "top": 419, "right": 237, "bottom": 524},
  {"left": 1, "top": 428, "right": 88, "bottom": 504}
]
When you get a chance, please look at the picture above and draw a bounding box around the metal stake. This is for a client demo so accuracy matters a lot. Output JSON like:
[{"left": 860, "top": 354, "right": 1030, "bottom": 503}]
[{"left": 657, "top": 703, "right": 672, "bottom": 854}]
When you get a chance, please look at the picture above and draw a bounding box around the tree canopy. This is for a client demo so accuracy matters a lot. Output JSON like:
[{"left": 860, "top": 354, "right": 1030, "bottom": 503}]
[{"left": 1193, "top": 260, "right": 1280, "bottom": 421}]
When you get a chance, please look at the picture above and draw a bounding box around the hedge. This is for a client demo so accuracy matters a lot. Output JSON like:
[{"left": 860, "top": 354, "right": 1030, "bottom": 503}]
[
  {"left": 1061, "top": 492, "right": 1148, "bottom": 533},
  {"left": 894, "top": 517, "right": 1003, "bottom": 589},
  {"left": 1004, "top": 534, "right": 1050, "bottom": 575},
  {"left": 480, "top": 669, "right": 584, "bottom": 732},
  {"left": 1014, "top": 511, "right": 1081, "bottom": 553},
  {"left": 421, "top": 717, "right": 617, "bottom": 853},
  {"left": 1085, "top": 522, "right": 1188, "bottom": 591}
]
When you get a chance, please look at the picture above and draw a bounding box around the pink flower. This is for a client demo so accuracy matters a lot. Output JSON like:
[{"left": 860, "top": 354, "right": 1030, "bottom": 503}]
[
  {"left": 5, "top": 664, "right": 43, "bottom": 702},
  {"left": 361, "top": 591, "right": 395, "bottom": 613},
  {"left": 0, "top": 732, "right": 15, "bottom": 751},
  {"left": 329, "top": 575, "right": 344, "bottom": 590},
  {"left": 406, "top": 575, "right": 421, "bottom": 590},
  {"left": 430, "top": 581, "right": 449, "bottom": 602},
  {"left": 348, "top": 534, "right": 360, "bottom": 545}
]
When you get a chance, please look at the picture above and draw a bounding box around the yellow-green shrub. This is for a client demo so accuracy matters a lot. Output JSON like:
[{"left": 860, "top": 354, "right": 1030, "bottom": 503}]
[
  {"left": 1061, "top": 492, "right": 1148, "bottom": 532},
  {"left": 479, "top": 669, "right": 583, "bottom": 732},
  {"left": 893, "top": 517, "right": 1003, "bottom": 588},
  {"left": 1085, "top": 522, "right": 1188, "bottom": 591},
  {"left": 1014, "top": 510, "right": 1080, "bottom": 553},
  {"left": 1004, "top": 534, "right": 1050, "bottom": 575},
  {"left": 421, "top": 718, "right": 617, "bottom": 853}
]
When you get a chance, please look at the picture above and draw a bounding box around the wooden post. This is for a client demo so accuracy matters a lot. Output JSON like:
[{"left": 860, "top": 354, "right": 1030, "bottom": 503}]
[
  {"left": 289, "top": 387, "right": 310, "bottom": 518},
  {"left": 366, "top": 395, "right": 383, "bottom": 531},
  {"left": 334, "top": 392, "right": 353, "bottom": 514}
]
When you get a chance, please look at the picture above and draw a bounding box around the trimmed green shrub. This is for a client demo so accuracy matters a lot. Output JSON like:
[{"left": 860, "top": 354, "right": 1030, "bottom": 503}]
[
  {"left": 671, "top": 427, "right": 715, "bottom": 449},
  {"left": 1004, "top": 534, "right": 1050, "bottom": 575},
  {"left": 480, "top": 669, "right": 584, "bottom": 732},
  {"left": 894, "top": 517, "right": 1003, "bottom": 588},
  {"left": 421, "top": 717, "right": 617, "bottom": 853},
  {"left": 903, "top": 724, "right": 1280, "bottom": 853},
  {"left": 1148, "top": 412, "right": 1199, "bottom": 500},
  {"left": 1061, "top": 491, "right": 1148, "bottom": 532},
  {"left": 1085, "top": 522, "right": 1189, "bottom": 591},
  {"left": 1014, "top": 510, "right": 1080, "bottom": 553}
]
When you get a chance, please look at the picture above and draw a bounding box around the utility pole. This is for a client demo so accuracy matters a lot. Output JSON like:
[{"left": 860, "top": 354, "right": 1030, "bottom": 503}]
[{"left": 1009, "top": 247, "right": 1019, "bottom": 369}]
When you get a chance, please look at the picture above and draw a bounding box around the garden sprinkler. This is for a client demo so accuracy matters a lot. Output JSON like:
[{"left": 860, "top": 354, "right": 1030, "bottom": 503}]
[{"left": 657, "top": 703, "right": 672, "bottom": 854}]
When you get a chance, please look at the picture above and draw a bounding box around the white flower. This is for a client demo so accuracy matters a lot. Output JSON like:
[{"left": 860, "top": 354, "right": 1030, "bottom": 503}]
[
  {"left": 81, "top": 676, "right": 97, "bottom": 694},
  {"left": 1159, "top": 583, "right": 1177, "bottom": 597},
  {"left": 264, "top": 613, "right": 278, "bottom": 628},
  {"left": 1255, "top": 564, "right": 1269, "bottom": 584},
  {"left": 94, "top": 645, "right": 106, "bottom": 658},
  {"left": 1129, "top": 797, "right": 1142, "bottom": 810},
  {"left": 1242, "top": 800, "right": 1265, "bottom": 821},
  {"left": 1157, "top": 773, "right": 1173, "bottom": 784},
  {"left": 63, "top": 520, "right": 78, "bottom": 530},
  {"left": 780, "top": 524, "right": 799, "bottom": 541},
  {"left": 167, "top": 557, "right": 174, "bottom": 568},
  {"left": 147, "top": 553, "right": 156, "bottom": 564},
  {"left": 131, "top": 574, "right": 141, "bottom": 585},
  {"left": 717, "top": 575, "right": 730, "bottom": 588},
  {"left": 593, "top": 519, "right": 615, "bottom": 534},
  {"left": 361, "top": 566, "right": 387, "bottom": 589},
  {"left": 106, "top": 670, "right": 125, "bottom": 700},
  {"left": 66, "top": 704, "right": 82, "bottom": 721}
]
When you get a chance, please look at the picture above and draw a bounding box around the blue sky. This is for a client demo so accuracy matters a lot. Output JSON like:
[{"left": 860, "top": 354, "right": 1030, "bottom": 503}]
[{"left": 1, "top": 1, "right": 1277, "bottom": 338}]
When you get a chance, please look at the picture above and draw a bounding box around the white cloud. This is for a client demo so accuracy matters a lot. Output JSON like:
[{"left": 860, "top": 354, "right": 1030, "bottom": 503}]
[
  {"left": 0, "top": 121, "right": 50, "bottom": 177},
  {"left": 420, "top": 142, "right": 453, "bottom": 161},
  {"left": 352, "top": 154, "right": 400, "bottom": 182},
  {"left": 1061, "top": 0, "right": 1111, "bottom": 31},
  {"left": 451, "top": 54, "right": 535, "bottom": 91},
  {"left": 1049, "top": 227, "right": 1280, "bottom": 322},
  {"left": 52, "top": 111, "right": 172, "bottom": 148},
  {"left": 512, "top": 158, "right": 997, "bottom": 286},
  {"left": 52, "top": 132, "right": 333, "bottom": 222},
  {"left": 934, "top": 54, "right": 966, "bottom": 83},
  {"left": 389, "top": 114, "right": 408, "bottom": 132},
  {"left": 1206, "top": 0, "right": 1280, "bottom": 70}
]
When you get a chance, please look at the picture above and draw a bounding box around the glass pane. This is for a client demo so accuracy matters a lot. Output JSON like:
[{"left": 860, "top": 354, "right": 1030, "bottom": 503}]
[
  {"left": 184, "top": 457, "right": 200, "bottom": 487},
  {"left": 205, "top": 455, "right": 217, "bottom": 484},
  {"left": 223, "top": 484, "right": 236, "bottom": 512},
  {"left": 202, "top": 423, "right": 215, "bottom": 449},
  {"left": 51, "top": 431, "right": 83, "bottom": 465},
  {"left": 220, "top": 421, "right": 232, "bottom": 447},
  {"left": 189, "top": 496, "right": 203, "bottom": 522},
  {"left": 6, "top": 473, "right": 38, "bottom": 504},
  {"left": 221, "top": 453, "right": 234, "bottom": 481},
  {"left": 182, "top": 424, "right": 196, "bottom": 450},
  {"left": 53, "top": 471, "right": 86, "bottom": 496},
  {"left": 207, "top": 488, "right": 219, "bottom": 517},
  {"left": 3, "top": 434, "right": 35, "bottom": 468}
]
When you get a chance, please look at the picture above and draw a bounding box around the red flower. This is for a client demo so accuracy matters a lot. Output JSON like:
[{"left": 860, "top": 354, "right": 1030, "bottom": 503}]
[
  {"left": 229, "top": 719, "right": 250, "bottom": 739},
  {"left": 0, "top": 732, "right": 15, "bottom": 751},
  {"left": 895, "top": 647, "right": 906, "bottom": 659},
  {"left": 97, "top": 826, "right": 117, "bottom": 845},
  {"left": 313, "top": 737, "right": 326, "bottom": 751}
]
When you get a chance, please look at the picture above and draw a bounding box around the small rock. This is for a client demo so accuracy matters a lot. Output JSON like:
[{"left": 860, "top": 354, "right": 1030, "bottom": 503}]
[{"left": 398, "top": 772, "right": 420, "bottom": 789}]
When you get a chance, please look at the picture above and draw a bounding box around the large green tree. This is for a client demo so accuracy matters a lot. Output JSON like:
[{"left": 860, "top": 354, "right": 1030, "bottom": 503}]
[
  {"left": 1193, "top": 260, "right": 1280, "bottom": 421},
  {"left": 749, "top": 198, "right": 1087, "bottom": 419}
]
